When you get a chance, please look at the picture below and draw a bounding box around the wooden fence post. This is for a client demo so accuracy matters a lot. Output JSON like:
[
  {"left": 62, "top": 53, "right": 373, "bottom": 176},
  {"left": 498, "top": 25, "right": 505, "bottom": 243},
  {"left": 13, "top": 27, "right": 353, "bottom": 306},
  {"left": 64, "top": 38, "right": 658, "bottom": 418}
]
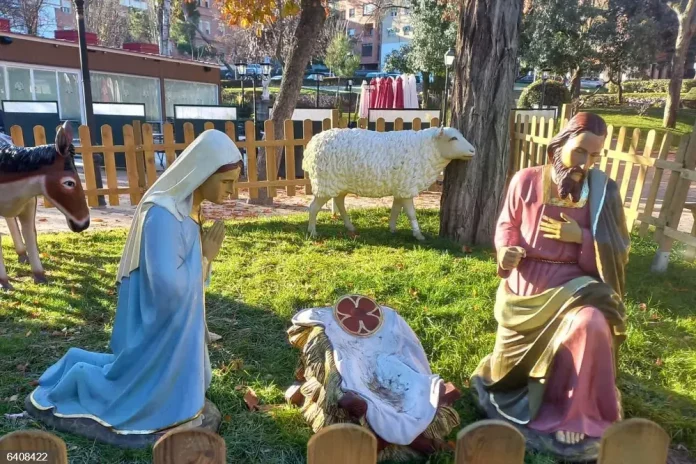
[
  {"left": 31, "top": 126, "right": 55, "bottom": 208},
  {"left": 597, "top": 418, "right": 670, "bottom": 464},
  {"left": 394, "top": 118, "right": 404, "bottom": 131},
  {"left": 284, "top": 119, "right": 296, "bottom": 196},
  {"left": 132, "top": 120, "right": 147, "bottom": 192},
  {"left": 639, "top": 133, "right": 672, "bottom": 237},
  {"left": 331, "top": 109, "right": 340, "bottom": 128},
  {"left": 153, "top": 429, "right": 226, "bottom": 464},
  {"left": 245, "top": 120, "right": 259, "bottom": 199},
  {"left": 100, "top": 125, "right": 120, "bottom": 206},
  {"left": 122, "top": 125, "right": 142, "bottom": 204},
  {"left": 0, "top": 430, "right": 68, "bottom": 464},
  {"left": 413, "top": 118, "right": 422, "bottom": 131},
  {"left": 162, "top": 123, "right": 177, "bottom": 168},
  {"left": 599, "top": 125, "right": 615, "bottom": 174},
  {"left": 303, "top": 120, "right": 314, "bottom": 195},
  {"left": 10, "top": 125, "right": 24, "bottom": 146},
  {"left": 141, "top": 123, "right": 158, "bottom": 188},
  {"left": 307, "top": 424, "right": 377, "bottom": 464},
  {"left": 79, "top": 125, "right": 99, "bottom": 208},
  {"left": 264, "top": 119, "right": 277, "bottom": 199},
  {"left": 627, "top": 130, "right": 657, "bottom": 232},
  {"left": 454, "top": 420, "right": 525, "bottom": 464},
  {"left": 224, "top": 121, "right": 239, "bottom": 199},
  {"left": 652, "top": 128, "right": 696, "bottom": 272}
]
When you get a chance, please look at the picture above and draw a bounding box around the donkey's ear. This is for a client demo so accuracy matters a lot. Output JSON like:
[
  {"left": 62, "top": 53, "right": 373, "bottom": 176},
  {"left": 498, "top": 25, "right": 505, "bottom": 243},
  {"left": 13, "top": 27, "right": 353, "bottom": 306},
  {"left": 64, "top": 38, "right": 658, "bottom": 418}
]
[{"left": 55, "top": 122, "right": 72, "bottom": 156}]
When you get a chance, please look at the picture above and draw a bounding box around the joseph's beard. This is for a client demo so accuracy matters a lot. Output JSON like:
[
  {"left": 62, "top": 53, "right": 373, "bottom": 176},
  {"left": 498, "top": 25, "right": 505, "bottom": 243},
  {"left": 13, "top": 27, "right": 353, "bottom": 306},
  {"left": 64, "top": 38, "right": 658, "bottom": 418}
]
[{"left": 553, "top": 157, "right": 585, "bottom": 203}]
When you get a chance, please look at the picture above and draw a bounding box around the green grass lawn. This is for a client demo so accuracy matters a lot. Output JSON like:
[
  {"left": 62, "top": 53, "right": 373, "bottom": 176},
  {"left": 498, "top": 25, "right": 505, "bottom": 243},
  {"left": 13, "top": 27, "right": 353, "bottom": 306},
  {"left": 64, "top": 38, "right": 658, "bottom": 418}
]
[
  {"left": 1, "top": 209, "right": 695, "bottom": 463},
  {"left": 589, "top": 107, "right": 696, "bottom": 138}
]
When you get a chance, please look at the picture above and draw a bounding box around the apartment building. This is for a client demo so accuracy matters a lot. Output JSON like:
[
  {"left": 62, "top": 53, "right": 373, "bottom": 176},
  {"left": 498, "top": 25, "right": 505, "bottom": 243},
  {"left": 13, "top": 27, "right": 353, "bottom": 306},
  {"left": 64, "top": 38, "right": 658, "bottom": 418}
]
[
  {"left": 339, "top": 0, "right": 412, "bottom": 71},
  {"left": 379, "top": 2, "right": 412, "bottom": 70}
]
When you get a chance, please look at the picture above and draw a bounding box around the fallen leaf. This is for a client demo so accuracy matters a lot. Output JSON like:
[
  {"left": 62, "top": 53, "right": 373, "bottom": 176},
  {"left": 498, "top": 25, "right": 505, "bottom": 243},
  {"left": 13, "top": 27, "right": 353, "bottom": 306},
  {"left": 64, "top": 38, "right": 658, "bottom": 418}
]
[
  {"left": 16, "top": 363, "right": 28, "bottom": 373},
  {"left": 234, "top": 385, "right": 244, "bottom": 391},
  {"left": 92, "top": 218, "right": 104, "bottom": 223},
  {"left": 224, "top": 414, "right": 231, "bottom": 423},
  {"left": 8, "top": 394, "right": 18, "bottom": 402},
  {"left": 244, "top": 388, "right": 259, "bottom": 411},
  {"left": 638, "top": 303, "right": 647, "bottom": 311},
  {"left": 462, "top": 245, "right": 473, "bottom": 254},
  {"left": 409, "top": 288, "right": 418, "bottom": 298},
  {"left": 38, "top": 218, "right": 48, "bottom": 223},
  {"left": 655, "top": 358, "right": 663, "bottom": 367},
  {"left": 650, "top": 313, "right": 661, "bottom": 321},
  {"left": 25, "top": 331, "right": 32, "bottom": 337}
]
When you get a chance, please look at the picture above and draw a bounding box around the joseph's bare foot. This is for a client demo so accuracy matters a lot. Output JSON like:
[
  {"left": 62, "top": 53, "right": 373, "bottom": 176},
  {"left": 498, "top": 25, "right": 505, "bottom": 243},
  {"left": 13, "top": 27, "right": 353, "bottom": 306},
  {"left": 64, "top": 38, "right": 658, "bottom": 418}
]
[{"left": 555, "top": 430, "right": 585, "bottom": 445}]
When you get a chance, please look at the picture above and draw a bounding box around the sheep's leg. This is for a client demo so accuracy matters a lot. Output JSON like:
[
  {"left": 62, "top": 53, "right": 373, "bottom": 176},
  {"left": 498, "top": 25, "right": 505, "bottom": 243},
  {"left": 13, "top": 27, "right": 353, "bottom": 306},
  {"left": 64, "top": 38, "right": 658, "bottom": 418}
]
[
  {"left": 0, "top": 230, "right": 13, "bottom": 291},
  {"left": 17, "top": 199, "right": 46, "bottom": 284},
  {"left": 402, "top": 198, "right": 425, "bottom": 241},
  {"left": 308, "top": 195, "right": 331, "bottom": 238},
  {"left": 334, "top": 194, "right": 355, "bottom": 233},
  {"left": 389, "top": 199, "right": 403, "bottom": 233},
  {"left": 6, "top": 217, "right": 28, "bottom": 264}
]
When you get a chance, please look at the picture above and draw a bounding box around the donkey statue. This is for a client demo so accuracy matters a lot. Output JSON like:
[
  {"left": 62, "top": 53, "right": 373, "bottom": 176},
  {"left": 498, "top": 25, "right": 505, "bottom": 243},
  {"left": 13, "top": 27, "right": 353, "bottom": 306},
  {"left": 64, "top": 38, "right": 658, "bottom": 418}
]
[{"left": 0, "top": 122, "right": 90, "bottom": 290}]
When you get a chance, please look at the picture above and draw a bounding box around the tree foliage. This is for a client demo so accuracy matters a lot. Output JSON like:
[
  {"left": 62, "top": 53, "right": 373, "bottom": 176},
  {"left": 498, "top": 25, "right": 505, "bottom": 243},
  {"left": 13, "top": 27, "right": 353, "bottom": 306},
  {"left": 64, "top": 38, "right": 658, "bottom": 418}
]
[
  {"left": 593, "top": 0, "right": 659, "bottom": 101},
  {"left": 324, "top": 35, "right": 359, "bottom": 77},
  {"left": 518, "top": 80, "right": 571, "bottom": 108},
  {"left": 520, "top": 0, "right": 601, "bottom": 77},
  {"left": 384, "top": 44, "right": 416, "bottom": 74},
  {"left": 85, "top": 0, "right": 130, "bottom": 48},
  {"left": 408, "top": 0, "right": 457, "bottom": 77}
]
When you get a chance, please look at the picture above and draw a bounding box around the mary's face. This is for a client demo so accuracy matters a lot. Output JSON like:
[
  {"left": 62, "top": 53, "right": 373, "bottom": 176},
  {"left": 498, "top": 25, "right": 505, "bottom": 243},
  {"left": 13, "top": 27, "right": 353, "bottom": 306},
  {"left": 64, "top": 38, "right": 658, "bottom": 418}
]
[{"left": 199, "top": 168, "right": 241, "bottom": 204}]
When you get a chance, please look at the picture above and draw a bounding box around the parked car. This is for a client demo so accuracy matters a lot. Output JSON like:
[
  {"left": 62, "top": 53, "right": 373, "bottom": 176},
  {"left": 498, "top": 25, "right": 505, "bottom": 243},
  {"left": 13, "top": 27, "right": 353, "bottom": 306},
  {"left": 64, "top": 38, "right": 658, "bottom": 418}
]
[
  {"left": 580, "top": 77, "right": 605, "bottom": 89},
  {"left": 516, "top": 74, "right": 534, "bottom": 84}
]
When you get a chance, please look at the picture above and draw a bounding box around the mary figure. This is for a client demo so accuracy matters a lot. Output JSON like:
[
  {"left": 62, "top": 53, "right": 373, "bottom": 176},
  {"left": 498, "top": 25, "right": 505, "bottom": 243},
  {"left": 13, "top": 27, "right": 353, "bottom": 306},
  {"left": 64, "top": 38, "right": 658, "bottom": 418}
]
[{"left": 26, "top": 130, "right": 244, "bottom": 446}]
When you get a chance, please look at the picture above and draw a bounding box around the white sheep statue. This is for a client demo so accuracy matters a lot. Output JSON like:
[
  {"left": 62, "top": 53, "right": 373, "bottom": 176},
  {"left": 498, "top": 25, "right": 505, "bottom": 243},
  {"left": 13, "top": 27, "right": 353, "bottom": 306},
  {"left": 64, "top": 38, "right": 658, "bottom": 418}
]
[{"left": 303, "top": 126, "right": 475, "bottom": 240}]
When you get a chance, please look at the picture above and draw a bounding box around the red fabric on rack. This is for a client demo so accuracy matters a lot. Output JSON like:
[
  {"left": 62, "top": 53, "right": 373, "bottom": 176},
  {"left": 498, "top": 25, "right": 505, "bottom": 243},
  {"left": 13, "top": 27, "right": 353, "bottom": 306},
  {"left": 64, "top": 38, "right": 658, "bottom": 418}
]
[{"left": 394, "top": 77, "right": 404, "bottom": 109}]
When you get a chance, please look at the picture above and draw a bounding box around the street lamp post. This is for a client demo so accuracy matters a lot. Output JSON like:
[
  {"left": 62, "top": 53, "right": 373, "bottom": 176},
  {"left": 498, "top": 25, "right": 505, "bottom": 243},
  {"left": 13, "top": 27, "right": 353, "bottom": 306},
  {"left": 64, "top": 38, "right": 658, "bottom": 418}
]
[
  {"left": 443, "top": 48, "right": 455, "bottom": 127},
  {"left": 235, "top": 61, "right": 247, "bottom": 106},
  {"left": 540, "top": 69, "right": 550, "bottom": 109},
  {"left": 73, "top": 0, "right": 105, "bottom": 206},
  {"left": 315, "top": 74, "right": 324, "bottom": 108},
  {"left": 348, "top": 79, "right": 353, "bottom": 127}
]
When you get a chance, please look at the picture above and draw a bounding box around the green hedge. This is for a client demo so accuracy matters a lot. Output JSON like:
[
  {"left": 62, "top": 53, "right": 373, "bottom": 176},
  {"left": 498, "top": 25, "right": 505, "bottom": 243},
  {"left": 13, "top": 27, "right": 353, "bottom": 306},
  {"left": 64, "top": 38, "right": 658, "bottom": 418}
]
[
  {"left": 580, "top": 93, "right": 669, "bottom": 108},
  {"left": 607, "top": 79, "right": 696, "bottom": 94},
  {"left": 518, "top": 80, "right": 571, "bottom": 108}
]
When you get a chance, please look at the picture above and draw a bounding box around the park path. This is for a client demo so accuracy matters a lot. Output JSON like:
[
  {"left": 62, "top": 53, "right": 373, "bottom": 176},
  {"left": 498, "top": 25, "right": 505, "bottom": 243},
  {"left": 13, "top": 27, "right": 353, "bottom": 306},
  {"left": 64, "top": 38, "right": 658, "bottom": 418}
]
[{"left": 0, "top": 164, "right": 692, "bottom": 236}]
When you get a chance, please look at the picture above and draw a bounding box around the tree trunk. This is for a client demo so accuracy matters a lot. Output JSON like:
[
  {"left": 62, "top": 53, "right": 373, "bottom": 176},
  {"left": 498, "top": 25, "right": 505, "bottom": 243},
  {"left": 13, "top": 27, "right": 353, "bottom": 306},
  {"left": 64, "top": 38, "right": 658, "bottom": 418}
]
[
  {"left": 160, "top": 0, "right": 171, "bottom": 56},
  {"left": 422, "top": 71, "right": 431, "bottom": 107},
  {"left": 570, "top": 66, "right": 582, "bottom": 99},
  {"left": 617, "top": 80, "right": 623, "bottom": 105},
  {"left": 269, "top": 0, "right": 327, "bottom": 183},
  {"left": 439, "top": 0, "right": 522, "bottom": 246},
  {"left": 664, "top": 2, "right": 696, "bottom": 128}
]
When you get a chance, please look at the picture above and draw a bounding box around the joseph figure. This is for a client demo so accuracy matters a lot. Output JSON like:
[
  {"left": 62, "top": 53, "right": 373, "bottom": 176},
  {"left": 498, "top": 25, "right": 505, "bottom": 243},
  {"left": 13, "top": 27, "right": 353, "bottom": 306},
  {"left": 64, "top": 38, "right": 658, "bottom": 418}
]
[{"left": 472, "top": 112, "right": 630, "bottom": 447}]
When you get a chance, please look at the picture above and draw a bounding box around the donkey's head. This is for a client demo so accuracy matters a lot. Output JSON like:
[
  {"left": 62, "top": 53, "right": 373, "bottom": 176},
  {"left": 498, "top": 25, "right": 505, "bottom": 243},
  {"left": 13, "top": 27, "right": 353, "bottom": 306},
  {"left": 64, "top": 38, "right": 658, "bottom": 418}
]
[{"left": 45, "top": 122, "right": 90, "bottom": 233}]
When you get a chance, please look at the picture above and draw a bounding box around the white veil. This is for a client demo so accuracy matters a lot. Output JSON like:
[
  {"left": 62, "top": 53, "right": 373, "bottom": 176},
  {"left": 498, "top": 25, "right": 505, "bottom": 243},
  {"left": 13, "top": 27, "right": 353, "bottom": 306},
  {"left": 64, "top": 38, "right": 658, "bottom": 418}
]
[{"left": 116, "top": 129, "right": 242, "bottom": 283}]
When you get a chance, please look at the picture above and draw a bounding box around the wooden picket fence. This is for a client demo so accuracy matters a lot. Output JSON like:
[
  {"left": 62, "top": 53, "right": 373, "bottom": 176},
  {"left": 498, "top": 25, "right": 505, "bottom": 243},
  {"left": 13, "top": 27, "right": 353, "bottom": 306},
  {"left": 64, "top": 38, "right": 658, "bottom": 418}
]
[
  {"left": 8, "top": 113, "right": 440, "bottom": 210},
  {"left": 0, "top": 418, "right": 671, "bottom": 463},
  {"left": 509, "top": 105, "right": 696, "bottom": 270}
]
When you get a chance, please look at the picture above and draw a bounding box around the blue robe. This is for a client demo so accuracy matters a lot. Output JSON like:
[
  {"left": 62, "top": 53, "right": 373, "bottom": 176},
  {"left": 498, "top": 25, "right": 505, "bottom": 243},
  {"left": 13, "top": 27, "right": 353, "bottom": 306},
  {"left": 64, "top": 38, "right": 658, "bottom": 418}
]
[{"left": 31, "top": 206, "right": 212, "bottom": 433}]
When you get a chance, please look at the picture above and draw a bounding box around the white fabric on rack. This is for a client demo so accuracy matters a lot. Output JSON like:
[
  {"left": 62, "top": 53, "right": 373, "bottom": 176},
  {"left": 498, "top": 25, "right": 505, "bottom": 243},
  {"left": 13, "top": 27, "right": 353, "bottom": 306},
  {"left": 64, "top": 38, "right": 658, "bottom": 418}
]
[
  {"left": 359, "top": 80, "right": 370, "bottom": 119},
  {"left": 408, "top": 75, "right": 419, "bottom": 109},
  {"left": 292, "top": 305, "right": 443, "bottom": 445}
]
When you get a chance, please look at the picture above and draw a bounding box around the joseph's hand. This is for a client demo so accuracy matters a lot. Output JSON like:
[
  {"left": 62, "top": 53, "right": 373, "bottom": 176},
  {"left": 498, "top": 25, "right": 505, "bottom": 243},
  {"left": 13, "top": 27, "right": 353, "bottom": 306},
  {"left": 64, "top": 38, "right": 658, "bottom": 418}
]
[
  {"left": 202, "top": 220, "right": 226, "bottom": 262},
  {"left": 498, "top": 246, "right": 526, "bottom": 271},
  {"left": 539, "top": 214, "right": 583, "bottom": 244}
]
